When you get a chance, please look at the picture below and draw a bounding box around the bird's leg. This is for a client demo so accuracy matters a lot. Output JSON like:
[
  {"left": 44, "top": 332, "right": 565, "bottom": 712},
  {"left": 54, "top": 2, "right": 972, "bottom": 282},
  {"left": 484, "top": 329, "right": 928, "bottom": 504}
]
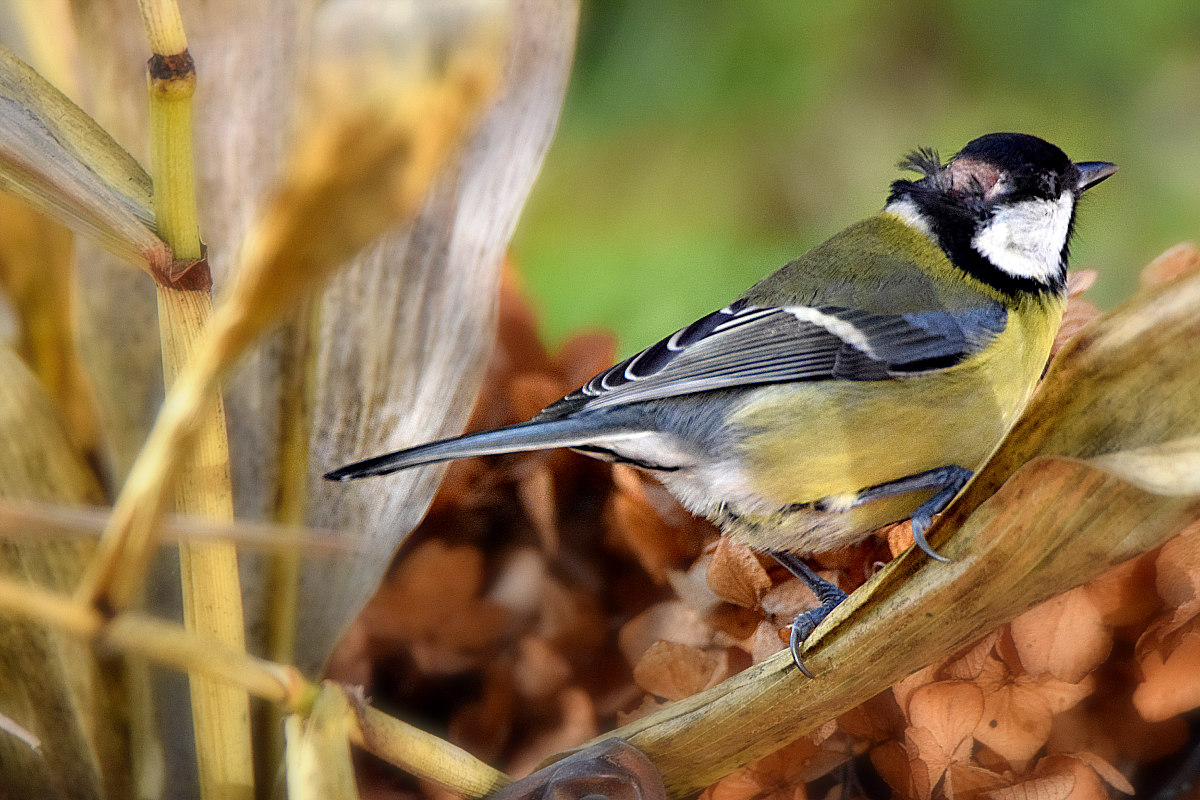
[
  {"left": 830, "top": 465, "right": 973, "bottom": 563},
  {"left": 772, "top": 551, "right": 847, "bottom": 677}
]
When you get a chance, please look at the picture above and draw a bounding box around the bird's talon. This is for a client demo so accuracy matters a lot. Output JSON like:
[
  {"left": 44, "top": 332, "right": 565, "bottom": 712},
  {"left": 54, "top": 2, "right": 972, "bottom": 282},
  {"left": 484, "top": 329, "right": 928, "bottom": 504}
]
[
  {"left": 789, "top": 622, "right": 815, "bottom": 678},
  {"left": 911, "top": 516, "right": 952, "bottom": 563}
]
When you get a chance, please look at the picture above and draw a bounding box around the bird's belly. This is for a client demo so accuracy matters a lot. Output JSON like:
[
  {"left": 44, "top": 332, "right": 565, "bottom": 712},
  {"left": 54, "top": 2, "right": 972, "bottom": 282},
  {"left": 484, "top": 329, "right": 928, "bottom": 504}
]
[{"left": 720, "top": 304, "right": 1059, "bottom": 553}]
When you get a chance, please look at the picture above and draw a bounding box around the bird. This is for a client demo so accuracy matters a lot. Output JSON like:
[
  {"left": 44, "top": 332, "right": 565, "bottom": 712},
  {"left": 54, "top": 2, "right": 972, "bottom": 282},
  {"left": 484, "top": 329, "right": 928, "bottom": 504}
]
[{"left": 326, "top": 132, "right": 1117, "bottom": 674}]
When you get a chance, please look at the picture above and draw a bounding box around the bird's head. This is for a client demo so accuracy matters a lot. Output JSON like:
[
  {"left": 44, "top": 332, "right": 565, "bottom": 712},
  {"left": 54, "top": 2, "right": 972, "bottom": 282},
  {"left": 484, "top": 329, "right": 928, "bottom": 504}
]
[{"left": 886, "top": 132, "right": 1117, "bottom": 295}]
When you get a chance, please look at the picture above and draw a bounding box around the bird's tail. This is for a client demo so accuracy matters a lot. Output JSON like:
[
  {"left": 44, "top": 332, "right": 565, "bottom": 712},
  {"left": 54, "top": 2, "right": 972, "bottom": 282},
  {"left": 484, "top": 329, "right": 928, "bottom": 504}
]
[{"left": 324, "top": 418, "right": 607, "bottom": 481}]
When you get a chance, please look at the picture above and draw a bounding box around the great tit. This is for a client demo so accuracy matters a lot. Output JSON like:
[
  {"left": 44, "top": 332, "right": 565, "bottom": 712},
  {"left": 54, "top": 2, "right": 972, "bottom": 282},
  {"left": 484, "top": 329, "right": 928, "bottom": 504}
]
[{"left": 327, "top": 132, "right": 1116, "bottom": 672}]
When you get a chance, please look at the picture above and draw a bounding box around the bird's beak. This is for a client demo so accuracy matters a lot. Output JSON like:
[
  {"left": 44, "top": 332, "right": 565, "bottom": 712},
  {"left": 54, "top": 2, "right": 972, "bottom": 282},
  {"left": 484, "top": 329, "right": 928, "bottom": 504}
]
[{"left": 1075, "top": 161, "right": 1118, "bottom": 191}]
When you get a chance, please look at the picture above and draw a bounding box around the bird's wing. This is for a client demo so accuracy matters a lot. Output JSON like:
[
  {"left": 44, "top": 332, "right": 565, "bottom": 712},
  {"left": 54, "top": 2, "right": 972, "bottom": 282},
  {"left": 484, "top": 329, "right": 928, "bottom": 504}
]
[{"left": 545, "top": 299, "right": 1007, "bottom": 413}]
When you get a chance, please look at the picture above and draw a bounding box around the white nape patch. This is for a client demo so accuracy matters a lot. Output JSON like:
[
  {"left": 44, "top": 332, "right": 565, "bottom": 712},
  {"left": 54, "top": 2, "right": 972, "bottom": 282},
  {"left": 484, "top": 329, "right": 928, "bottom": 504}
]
[
  {"left": 782, "top": 306, "right": 877, "bottom": 358},
  {"left": 972, "top": 192, "right": 1074, "bottom": 282},
  {"left": 884, "top": 198, "right": 934, "bottom": 239}
]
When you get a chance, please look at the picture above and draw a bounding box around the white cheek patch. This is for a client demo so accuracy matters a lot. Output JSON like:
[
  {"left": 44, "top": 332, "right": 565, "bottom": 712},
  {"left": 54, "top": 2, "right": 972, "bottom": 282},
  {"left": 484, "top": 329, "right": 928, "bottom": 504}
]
[
  {"left": 972, "top": 192, "right": 1074, "bottom": 282},
  {"left": 884, "top": 198, "right": 934, "bottom": 240}
]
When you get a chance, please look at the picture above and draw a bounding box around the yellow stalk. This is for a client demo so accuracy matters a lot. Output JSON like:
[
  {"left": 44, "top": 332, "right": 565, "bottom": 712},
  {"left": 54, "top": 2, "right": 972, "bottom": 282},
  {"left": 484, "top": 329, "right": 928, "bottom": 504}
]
[
  {"left": 348, "top": 701, "right": 512, "bottom": 799},
  {"left": 259, "top": 303, "right": 318, "bottom": 781},
  {"left": 0, "top": 572, "right": 511, "bottom": 798},
  {"left": 132, "top": 2, "right": 254, "bottom": 798}
]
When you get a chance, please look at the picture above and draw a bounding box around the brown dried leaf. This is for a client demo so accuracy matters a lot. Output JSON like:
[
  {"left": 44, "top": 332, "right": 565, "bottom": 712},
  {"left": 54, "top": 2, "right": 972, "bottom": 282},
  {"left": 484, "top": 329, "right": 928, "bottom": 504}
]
[
  {"left": 870, "top": 740, "right": 916, "bottom": 799},
  {"left": 944, "top": 631, "right": 1002, "bottom": 681},
  {"left": 555, "top": 331, "right": 618, "bottom": 390},
  {"left": 607, "top": 466, "right": 705, "bottom": 582},
  {"left": 708, "top": 537, "right": 772, "bottom": 609},
  {"left": 983, "top": 772, "right": 1075, "bottom": 800},
  {"left": 1133, "top": 621, "right": 1200, "bottom": 721},
  {"left": 514, "top": 636, "right": 571, "bottom": 700},
  {"left": 758, "top": 577, "right": 815, "bottom": 622},
  {"left": 891, "top": 663, "right": 941, "bottom": 715},
  {"left": 703, "top": 731, "right": 851, "bottom": 800},
  {"left": 507, "top": 687, "right": 598, "bottom": 779},
  {"left": 887, "top": 522, "right": 915, "bottom": 558},
  {"left": 905, "top": 681, "right": 983, "bottom": 793},
  {"left": 618, "top": 695, "right": 671, "bottom": 727},
  {"left": 633, "top": 641, "right": 720, "bottom": 701},
  {"left": 1050, "top": 296, "right": 1101, "bottom": 360},
  {"left": 1009, "top": 587, "right": 1111, "bottom": 683},
  {"left": 448, "top": 669, "right": 516, "bottom": 763},
  {"left": 943, "top": 762, "right": 1011, "bottom": 800},
  {"left": 668, "top": 556, "right": 724, "bottom": 619},
  {"left": 1080, "top": 555, "right": 1159, "bottom": 628},
  {"left": 973, "top": 656, "right": 1093, "bottom": 770},
  {"left": 702, "top": 769, "right": 769, "bottom": 800},
  {"left": 1054, "top": 752, "right": 1133, "bottom": 795},
  {"left": 704, "top": 604, "right": 764, "bottom": 643},
  {"left": 747, "top": 619, "right": 787, "bottom": 664},
  {"left": 1149, "top": 520, "right": 1200, "bottom": 636},
  {"left": 836, "top": 692, "right": 904, "bottom": 743},
  {"left": 1140, "top": 242, "right": 1200, "bottom": 288},
  {"left": 1065, "top": 270, "right": 1098, "bottom": 296},
  {"left": 507, "top": 372, "right": 569, "bottom": 423},
  {"left": 618, "top": 600, "right": 721, "bottom": 667},
  {"left": 516, "top": 464, "right": 559, "bottom": 554},
  {"left": 993, "top": 754, "right": 1125, "bottom": 800}
]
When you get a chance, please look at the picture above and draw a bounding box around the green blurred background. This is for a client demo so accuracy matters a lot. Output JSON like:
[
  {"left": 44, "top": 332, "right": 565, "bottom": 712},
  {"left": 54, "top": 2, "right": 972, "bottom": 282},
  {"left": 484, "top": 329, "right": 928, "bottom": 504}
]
[{"left": 511, "top": 1, "right": 1200, "bottom": 354}]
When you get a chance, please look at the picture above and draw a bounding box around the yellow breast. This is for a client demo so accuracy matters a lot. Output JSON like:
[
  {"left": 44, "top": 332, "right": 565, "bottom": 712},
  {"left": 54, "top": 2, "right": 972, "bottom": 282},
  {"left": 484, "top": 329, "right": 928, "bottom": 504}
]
[{"left": 726, "top": 294, "right": 1063, "bottom": 552}]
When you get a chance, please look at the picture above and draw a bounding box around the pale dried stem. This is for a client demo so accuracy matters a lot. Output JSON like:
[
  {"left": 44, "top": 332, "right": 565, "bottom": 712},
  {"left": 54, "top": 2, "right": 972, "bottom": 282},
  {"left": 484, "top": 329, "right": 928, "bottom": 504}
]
[{"left": 0, "top": 570, "right": 512, "bottom": 798}]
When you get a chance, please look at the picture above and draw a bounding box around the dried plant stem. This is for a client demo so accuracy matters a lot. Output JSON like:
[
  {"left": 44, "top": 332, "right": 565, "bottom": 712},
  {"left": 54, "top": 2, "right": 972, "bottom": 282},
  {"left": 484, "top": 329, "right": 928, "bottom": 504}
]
[
  {"left": 135, "top": 0, "right": 188, "bottom": 60},
  {"left": 0, "top": 574, "right": 306, "bottom": 710},
  {"left": 259, "top": 303, "right": 319, "bottom": 782},
  {"left": 124, "top": 4, "right": 254, "bottom": 798},
  {"left": 349, "top": 699, "right": 513, "bottom": 798},
  {"left": 0, "top": 571, "right": 512, "bottom": 798},
  {"left": 156, "top": 283, "right": 254, "bottom": 800}
]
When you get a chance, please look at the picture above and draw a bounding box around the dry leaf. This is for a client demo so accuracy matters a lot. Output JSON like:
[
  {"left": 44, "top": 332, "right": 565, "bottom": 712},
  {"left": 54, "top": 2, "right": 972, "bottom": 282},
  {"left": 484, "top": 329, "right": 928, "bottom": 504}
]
[
  {"left": 974, "top": 666, "right": 1093, "bottom": 769},
  {"left": 606, "top": 465, "right": 706, "bottom": 582},
  {"left": 618, "top": 601, "right": 722, "bottom": 667},
  {"left": 943, "top": 762, "right": 1012, "bottom": 800},
  {"left": 944, "top": 631, "right": 1003, "bottom": 681},
  {"left": 707, "top": 537, "right": 772, "bottom": 609},
  {"left": 633, "top": 641, "right": 721, "bottom": 702},
  {"left": 983, "top": 771, "right": 1074, "bottom": 800},
  {"left": 1009, "top": 588, "right": 1111, "bottom": 683},
  {"left": 1148, "top": 519, "right": 1200, "bottom": 635},
  {"left": 1079, "top": 556, "right": 1159, "bottom": 629},
  {"left": 1140, "top": 242, "right": 1200, "bottom": 288},
  {"left": 506, "top": 687, "right": 598, "bottom": 779},
  {"left": 1132, "top": 620, "right": 1200, "bottom": 721},
  {"left": 0, "top": 44, "right": 168, "bottom": 276},
  {"left": 513, "top": 636, "right": 571, "bottom": 700},
  {"left": 905, "top": 681, "right": 984, "bottom": 793}
]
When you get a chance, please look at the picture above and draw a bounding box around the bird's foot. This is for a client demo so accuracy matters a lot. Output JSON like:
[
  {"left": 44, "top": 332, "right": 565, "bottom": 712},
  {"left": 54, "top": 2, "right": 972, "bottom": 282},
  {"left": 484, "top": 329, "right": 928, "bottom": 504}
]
[
  {"left": 773, "top": 552, "right": 848, "bottom": 676},
  {"left": 849, "top": 465, "right": 974, "bottom": 563},
  {"left": 907, "top": 466, "right": 972, "bottom": 563}
]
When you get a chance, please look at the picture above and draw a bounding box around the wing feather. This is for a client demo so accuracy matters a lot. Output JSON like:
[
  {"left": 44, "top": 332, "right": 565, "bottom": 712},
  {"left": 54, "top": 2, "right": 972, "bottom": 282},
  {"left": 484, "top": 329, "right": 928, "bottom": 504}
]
[{"left": 547, "top": 301, "right": 1007, "bottom": 415}]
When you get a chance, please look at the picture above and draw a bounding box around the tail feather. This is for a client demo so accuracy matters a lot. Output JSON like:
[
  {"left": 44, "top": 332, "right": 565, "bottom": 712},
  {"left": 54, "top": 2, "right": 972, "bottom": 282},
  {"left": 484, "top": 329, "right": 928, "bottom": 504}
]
[{"left": 324, "top": 419, "right": 606, "bottom": 481}]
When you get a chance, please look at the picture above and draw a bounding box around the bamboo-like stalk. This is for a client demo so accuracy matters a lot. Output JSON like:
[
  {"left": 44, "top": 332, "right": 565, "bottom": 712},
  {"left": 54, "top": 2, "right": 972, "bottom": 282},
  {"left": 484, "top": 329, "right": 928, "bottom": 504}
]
[
  {"left": 259, "top": 302, "right": 319, "bottom": 786},
  {"left": 0, "top": 572, "right": 512, "bottom": 799},
  {"left": 135, "top": 2, "right": 255, "bottom": 798}
]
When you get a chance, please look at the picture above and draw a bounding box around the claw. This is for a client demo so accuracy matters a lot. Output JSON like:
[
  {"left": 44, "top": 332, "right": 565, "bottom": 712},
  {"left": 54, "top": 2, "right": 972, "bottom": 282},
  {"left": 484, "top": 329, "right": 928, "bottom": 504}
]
[
  {"left": 911, "top": 513, "right": 952, "bottom": 563},
  {"left": 789, "top": 621, "right": 815, "bottom": 678},
  {"left": 773, "top": 552, "right": 848, "bottom": 676}
]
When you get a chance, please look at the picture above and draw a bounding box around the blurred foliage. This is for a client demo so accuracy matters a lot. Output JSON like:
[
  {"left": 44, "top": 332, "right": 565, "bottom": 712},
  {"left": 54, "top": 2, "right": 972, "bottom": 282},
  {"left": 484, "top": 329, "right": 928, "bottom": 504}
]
[{"left": 512, "top": 0, "right": 1200, "bottom": 352}]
